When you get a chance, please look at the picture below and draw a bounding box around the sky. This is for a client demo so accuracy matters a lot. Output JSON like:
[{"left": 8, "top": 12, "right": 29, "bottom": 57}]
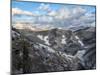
[{"left": 12, "top": 0, "right": 96, "bottom": 28}]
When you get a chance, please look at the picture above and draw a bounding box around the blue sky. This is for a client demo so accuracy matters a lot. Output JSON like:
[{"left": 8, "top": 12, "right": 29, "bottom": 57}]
[
  {"left": 12, "top": 1, "right": 62, "bottom": 15},
  {"left": 12, "top": 1, "right": 96, "bottom": 15},
  {"left": 12, "top": 1, "right": 96, "bottom": 28}
]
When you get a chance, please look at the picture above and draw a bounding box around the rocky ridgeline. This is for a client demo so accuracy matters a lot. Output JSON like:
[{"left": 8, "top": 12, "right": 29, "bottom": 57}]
[{"left": 11, "top": 26, "right": 96, "bottom": 74}]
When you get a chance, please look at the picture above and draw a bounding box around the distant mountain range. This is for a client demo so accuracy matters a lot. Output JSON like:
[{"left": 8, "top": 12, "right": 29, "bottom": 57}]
[
  {"left": 12, "top": 22, "right": 95, "bottom": 32},
  {"left": 13, "top": 22, "right": 43, "bottom": 31}
]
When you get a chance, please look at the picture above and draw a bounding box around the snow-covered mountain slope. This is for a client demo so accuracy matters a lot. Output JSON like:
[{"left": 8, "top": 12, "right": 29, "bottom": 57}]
[{"left": 11, "top": 26, "right": 96, "bottom": 74}]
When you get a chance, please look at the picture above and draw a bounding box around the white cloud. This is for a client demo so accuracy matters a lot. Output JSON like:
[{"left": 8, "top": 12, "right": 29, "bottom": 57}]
[
  {"left": 80, "top": 13, "right": 95, "bottom": 24},
  {"left": 12, "top": 6, "right": 96, "bottom": 28},
  {"left": 58, "top": 6, "right": 95, "bottom": 27},
  {"left": 90, "top": 22, "right": 95, "bottom": 27},
  {"left": 38, "top": 3, "right": 51, "bottom": 12},
  {"left": 73, "top": 7, "right": 86, "bottom": 16},
  {"left": 48, "top": 6, "right": 86, "bottom": 20},
  {"left": 38, "top": 15, "right": 53, "bottom": 23},
  {"left": 12, "top": 8, "right": 34, "bottom": 16},
  {"left": 37, "top": 6, "right": 95, "bottom": 27},
  {"left": 55, "top": 7, "right": 71, "bottom": 19},
  {"left": 48, "top": 10, "right": 57, "bottom": 16}
]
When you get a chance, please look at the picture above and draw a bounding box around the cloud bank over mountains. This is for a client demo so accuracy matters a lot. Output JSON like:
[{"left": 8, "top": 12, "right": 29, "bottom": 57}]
[
  {"left": 12, "top": 8, "right": 34, "bottom": 16},
  {"left": 12, "top": 2, "right": 96, "bottom": 28}
]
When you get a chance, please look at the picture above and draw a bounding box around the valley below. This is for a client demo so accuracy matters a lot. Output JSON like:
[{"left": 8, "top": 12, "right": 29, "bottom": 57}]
[{"left": 11, "top": 25, "right": 96, "bottom": 74}]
